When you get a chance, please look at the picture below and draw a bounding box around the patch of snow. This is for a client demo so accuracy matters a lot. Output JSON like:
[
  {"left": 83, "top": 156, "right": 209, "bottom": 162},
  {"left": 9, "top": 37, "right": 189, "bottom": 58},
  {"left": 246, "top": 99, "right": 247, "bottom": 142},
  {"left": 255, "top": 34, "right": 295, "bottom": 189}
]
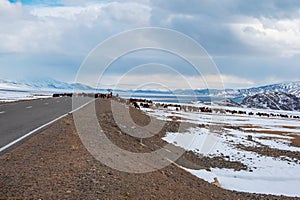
[
  {"left": 0, "top": 90, "right": 52, "bottom": 102},
  {"left": 142, "top": 103, "right": 300, "bottom": 196}
]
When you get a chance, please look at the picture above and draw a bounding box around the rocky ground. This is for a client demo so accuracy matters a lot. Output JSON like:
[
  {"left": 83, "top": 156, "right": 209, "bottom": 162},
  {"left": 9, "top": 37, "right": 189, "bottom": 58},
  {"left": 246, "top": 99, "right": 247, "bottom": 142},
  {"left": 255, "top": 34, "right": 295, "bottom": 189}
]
[{"left": 0, "top": 99, "right": 299, "bottom": 199}]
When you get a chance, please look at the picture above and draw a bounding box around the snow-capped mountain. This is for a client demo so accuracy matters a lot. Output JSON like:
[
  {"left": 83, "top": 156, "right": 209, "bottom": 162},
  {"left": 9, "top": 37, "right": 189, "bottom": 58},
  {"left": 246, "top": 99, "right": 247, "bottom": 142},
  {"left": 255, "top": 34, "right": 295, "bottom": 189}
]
[
  {"left": 167, "top": 81, "right": 300, "bottom": 100},
  {"left": 0, "top": 78, "right": 95, "bottom": 92},
  {"left": 235, "top": 81, "right": 300, "bottom": 98},
  {"left": 242, "top": 91, "right": 300, "bottom": 111}
]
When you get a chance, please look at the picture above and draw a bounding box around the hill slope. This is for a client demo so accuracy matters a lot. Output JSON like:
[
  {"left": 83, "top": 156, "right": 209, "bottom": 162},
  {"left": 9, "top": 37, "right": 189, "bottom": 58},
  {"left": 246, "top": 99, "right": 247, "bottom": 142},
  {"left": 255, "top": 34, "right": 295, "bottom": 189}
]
[
  {"left": 242, "top": 91, "right": 300, "bottom": 111},
  {"left": 236, "top": 81, "right": 300, "bottom": 98}
]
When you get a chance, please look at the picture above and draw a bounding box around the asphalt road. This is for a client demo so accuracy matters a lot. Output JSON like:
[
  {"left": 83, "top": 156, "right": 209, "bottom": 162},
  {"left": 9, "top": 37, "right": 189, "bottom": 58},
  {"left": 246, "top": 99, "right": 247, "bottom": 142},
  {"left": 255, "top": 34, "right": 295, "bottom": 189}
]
[{"left": 0, "top": 97, "right": 74, "bottom": 149}]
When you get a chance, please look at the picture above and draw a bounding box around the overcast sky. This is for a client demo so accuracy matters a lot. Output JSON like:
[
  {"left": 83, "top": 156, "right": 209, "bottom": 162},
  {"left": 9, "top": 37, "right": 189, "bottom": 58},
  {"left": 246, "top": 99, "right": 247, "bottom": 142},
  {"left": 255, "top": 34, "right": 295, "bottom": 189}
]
[{"left": 1, "top": 0, "right": 300, "bottom": 90}]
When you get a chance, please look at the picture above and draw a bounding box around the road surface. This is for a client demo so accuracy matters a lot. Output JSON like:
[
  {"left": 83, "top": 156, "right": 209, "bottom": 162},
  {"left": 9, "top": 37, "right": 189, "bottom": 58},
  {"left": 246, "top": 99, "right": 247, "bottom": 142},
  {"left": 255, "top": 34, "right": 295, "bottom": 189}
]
[{"left": 0, "top": 97, "right": 74, "bottom": 149}]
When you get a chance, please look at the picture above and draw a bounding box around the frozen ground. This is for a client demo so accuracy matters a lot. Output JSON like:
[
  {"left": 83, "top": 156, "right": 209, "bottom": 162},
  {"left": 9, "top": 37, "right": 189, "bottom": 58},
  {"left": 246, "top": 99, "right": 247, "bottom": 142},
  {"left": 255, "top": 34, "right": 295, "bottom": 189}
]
[
  {"left": 141, "top": 104, "right": 300, "bottom": 197},
  {"left": 0, "top": 88, "right": 86, "bottom": 102},
  {"left": 0, "top": 90, "right": 52, "bottom": 102}
]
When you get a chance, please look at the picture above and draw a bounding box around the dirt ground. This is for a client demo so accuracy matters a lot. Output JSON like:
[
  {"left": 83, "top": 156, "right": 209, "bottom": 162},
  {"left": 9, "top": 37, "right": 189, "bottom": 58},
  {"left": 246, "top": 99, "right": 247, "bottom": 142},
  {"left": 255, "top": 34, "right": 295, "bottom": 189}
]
[{"left": 0, "top": 99, "right": 299, "bottom": 199}]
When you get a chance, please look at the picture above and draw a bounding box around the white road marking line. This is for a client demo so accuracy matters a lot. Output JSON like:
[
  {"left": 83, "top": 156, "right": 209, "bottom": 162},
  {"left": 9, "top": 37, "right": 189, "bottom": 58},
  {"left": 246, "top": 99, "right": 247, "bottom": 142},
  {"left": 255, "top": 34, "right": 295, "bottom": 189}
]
[
  {"left": 164, "top": 149, "right": 171, "bottom": 153},
  {"left": 56, "top": 101, "right": 60, "bottom": 103},
  {"left": 0, "top": 114, "right": 68, "bottom": 153},
  {"left": 0, "top": 98, "right": 95, "bottom": 153},
  {"left": 26, "top": 106, "right": 33, "bottom": 109},
  {"left": 44, "top": 103, "right": 49, "bottom": 105},
  {"left": 69, "top": 99, "right": 95, "bottom": 114},
  {"left": 0, "top": 111, "right": 5, "bottom": 114}
]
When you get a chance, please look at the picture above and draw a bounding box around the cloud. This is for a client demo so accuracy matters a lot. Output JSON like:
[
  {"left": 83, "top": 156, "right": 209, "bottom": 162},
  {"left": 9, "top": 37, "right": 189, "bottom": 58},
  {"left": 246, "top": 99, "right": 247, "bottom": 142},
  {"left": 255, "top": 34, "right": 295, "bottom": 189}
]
[
  {"left": 96, "top": 73, "right": 254, "bottom": 90},
  {"left": 4, "top": 0, "right": 300, "bottom": 57},
  {"left": 150, "top": 0, "right": 300, "bottom": 57},
  {"left": 232, "top": 0, "right": 300, "bottom": 19},
  {"left": 229, "top": 17, "right": 300, "bottom": 57},
  {"left": 0, "top": 0, "right": 300, "bottom": 89},
  {"left": 0, "top": 0, "right": 151, "bottom": 54},
  {"left": 0, "top": 0, "right": 152, "bottom": 81},
  {"left": 215, "top": 54, "right": 300, "bottom": 86},
  {"left": 30, "top": 2, "right": 151, "bottom": 25}
]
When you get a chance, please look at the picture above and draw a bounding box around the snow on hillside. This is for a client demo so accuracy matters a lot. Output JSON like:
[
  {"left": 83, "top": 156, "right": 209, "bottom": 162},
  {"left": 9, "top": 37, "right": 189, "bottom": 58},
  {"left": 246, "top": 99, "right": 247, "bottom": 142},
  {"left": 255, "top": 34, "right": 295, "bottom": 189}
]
[
  {"left": 262, "top": 81, "right": 300, "bottom": 97},
  {"left": 172, "top": 81, "right": 300, "bottom": 99},
  {"left": 0, "top": 78, "right": 95, "bottom": 92},
  {"left": 242, "top": 91, "right": 300, "bottom": 111},
  {"left": 0, "top": 78, "right": 96, "bottom": 102},
  {"left": 236, "top": 81, "right": 300, "bottom": 98},
  {"left": 0, "top": 90, "right": 52, "bottom": 102},
  {"left": 0, "top": 79, "right": 32, "bottom": 91}
]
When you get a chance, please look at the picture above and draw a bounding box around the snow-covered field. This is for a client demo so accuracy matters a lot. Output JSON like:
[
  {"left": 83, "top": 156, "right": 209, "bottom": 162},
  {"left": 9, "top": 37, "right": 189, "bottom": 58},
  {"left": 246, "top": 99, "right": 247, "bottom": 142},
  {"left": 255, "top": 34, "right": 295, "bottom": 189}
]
[
  {"left": 0, "top": 90, "right": 52, "bottom": 102},
  {"left": 141, "top": 104, "right": 300, "bottom": 197},
  {"left": 0, "top": 78, "right": 96, "bottom": 102}
]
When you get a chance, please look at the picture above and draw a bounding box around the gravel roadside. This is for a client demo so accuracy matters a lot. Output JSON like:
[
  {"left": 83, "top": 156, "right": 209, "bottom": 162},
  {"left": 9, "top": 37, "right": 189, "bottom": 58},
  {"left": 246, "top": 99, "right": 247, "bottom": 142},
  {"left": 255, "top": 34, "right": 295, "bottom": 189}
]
[{"left": 0, "top": 99, "right": 298, "bottom": 199}]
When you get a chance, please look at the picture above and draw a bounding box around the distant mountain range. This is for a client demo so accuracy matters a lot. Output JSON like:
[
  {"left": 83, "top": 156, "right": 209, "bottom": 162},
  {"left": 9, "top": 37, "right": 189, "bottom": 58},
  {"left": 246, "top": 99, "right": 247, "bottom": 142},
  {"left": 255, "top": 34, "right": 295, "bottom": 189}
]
[
  {"left": 131, "top": 81, "right": 300, "bottom": 98},
  {"left": 1, "top": 78, "right": 299, "bottom": 96},
  {"left": 0, "top": 78, "right": 299, "bottom": 111}
]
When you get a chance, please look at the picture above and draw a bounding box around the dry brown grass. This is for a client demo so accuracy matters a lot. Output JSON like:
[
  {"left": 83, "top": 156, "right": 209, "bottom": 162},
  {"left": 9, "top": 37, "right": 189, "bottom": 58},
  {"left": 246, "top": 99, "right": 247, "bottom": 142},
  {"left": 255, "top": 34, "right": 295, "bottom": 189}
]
[
  {"left": 63, "top": 118, "right": 72, "bottom": 125},
  {"left": 282, "top": 125, "right": 300, "bottom": 130},
  {"left": 291, "top": 136, "right": 300, "bottom": 147},
  {"left": 240, "top": 125, "right": 263, "bottom": 129},
  {"left": 243, "top": 128, "right": 300, "bottom": 148},
  {"left": 167, "top": 115, "right": 190, "bottom": 121}
]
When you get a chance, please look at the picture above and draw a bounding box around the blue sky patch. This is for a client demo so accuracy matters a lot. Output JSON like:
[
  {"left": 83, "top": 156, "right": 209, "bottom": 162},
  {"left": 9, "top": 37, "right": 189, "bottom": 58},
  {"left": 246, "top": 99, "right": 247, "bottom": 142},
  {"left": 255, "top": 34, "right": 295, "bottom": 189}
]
[{"left": 8, "top": 0, "right": 63, "bottom": 6}]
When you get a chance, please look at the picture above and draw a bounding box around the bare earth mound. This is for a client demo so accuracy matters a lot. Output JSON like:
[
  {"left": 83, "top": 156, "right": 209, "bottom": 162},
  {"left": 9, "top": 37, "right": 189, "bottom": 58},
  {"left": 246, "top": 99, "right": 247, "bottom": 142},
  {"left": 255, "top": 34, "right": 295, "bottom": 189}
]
[{"left": 0, "top": 99, "right": 298, "bottom": 199}]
